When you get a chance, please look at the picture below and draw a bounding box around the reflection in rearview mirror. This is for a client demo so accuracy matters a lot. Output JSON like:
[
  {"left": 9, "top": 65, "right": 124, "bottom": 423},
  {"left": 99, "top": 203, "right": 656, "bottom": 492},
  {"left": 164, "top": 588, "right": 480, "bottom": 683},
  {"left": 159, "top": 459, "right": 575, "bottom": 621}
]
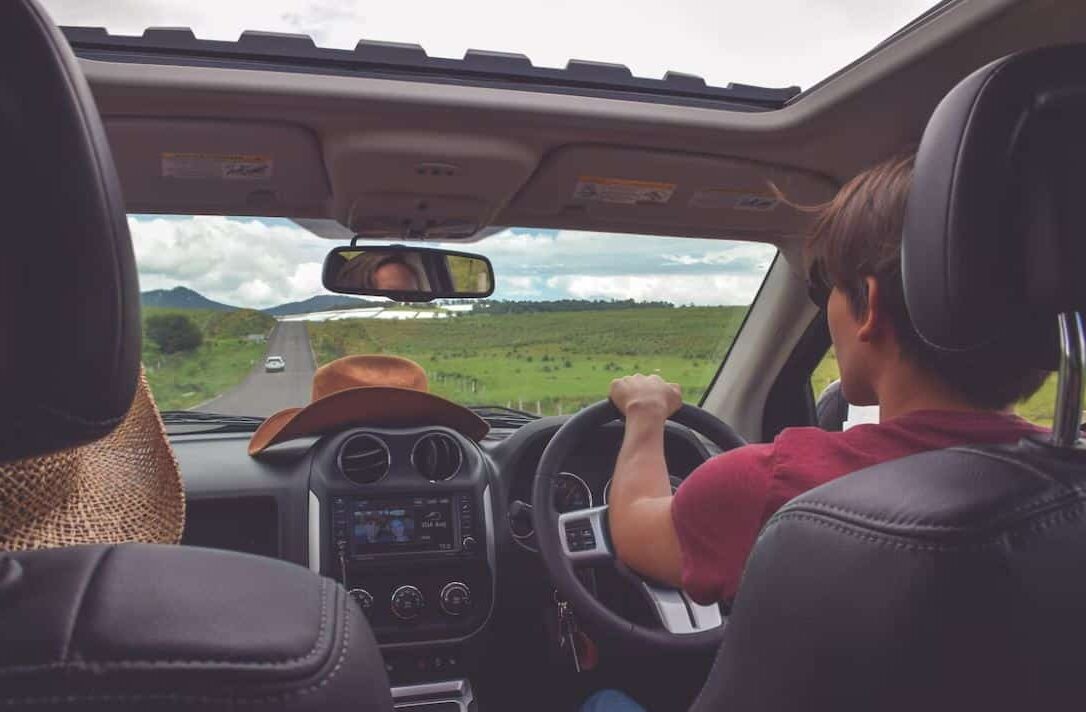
[{"left": 322, "top": 245, "right": 495, "bottom": 302}]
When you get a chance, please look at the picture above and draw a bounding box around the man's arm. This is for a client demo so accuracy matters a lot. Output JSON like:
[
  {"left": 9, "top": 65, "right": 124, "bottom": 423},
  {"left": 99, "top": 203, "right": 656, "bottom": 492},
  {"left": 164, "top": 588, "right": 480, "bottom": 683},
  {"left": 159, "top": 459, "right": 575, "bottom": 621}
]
[{"left": 607, "top": 374, "right": 685, "bottom": 587}]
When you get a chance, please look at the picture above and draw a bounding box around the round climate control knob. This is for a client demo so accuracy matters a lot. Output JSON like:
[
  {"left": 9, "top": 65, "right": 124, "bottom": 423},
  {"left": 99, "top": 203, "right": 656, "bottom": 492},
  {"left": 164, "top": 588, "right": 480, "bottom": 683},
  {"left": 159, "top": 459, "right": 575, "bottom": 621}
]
[
  {"left": 390, "top": 585, "right": 425, "bottom": 621},
  {"left": 348, "top": 588, "right": 374, "bottom": 615},
  {"left": 439, "top": 581, "right": 472, "bottom": 616}
]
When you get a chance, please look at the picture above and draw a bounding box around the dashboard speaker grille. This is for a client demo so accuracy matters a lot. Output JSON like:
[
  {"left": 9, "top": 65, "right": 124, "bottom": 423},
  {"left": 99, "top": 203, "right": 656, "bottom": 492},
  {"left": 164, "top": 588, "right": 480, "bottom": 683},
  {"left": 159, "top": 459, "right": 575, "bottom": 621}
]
[
  {"left": 338, "top": 434, "right": 390, "bottom": 484},
  {"left": 412, "top": 433, "right": 463, "bottom": 482}
]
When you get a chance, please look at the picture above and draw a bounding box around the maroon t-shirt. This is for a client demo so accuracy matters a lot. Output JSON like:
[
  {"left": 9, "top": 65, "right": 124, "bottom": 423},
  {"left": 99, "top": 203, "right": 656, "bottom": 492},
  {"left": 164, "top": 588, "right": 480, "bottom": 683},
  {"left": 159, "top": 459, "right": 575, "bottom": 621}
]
[{"left": 671, "top": 410, "right": 1047, "bottom": 604}]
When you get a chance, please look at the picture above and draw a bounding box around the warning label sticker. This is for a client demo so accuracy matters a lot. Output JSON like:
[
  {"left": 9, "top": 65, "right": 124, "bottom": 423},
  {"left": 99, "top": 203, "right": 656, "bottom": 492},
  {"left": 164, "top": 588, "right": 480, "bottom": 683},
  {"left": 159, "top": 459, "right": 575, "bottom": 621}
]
[
  {"left": 573, "top": 176, "right": 676, "bottom": 205},
  {"left": 688, "top": 189, "right": 778, "bottom": 211},
  {"left": 161, "top": 153, "right": 273, "bottom": 180}
]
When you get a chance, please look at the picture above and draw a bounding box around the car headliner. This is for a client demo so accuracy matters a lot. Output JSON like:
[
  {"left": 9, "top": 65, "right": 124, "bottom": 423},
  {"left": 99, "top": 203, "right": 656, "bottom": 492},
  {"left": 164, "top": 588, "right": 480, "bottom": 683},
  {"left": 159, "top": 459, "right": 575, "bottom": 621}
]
[{"left": 66, "top": 0, "right": 1086, "bottom": 248}]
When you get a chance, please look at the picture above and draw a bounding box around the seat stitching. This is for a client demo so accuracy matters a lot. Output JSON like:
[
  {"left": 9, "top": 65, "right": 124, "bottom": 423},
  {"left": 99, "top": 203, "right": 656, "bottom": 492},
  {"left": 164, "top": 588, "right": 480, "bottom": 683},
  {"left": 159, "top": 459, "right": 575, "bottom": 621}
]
[
  {"left": 792, "top": 489, "right": 1086, "bottom": 531},
  {"left": 949, "top": 446, "right": 1065, "bottom": 483},
  {"left": 0, "top": 578, "right": 330, "bottom": 674},
  {"left": 792, "top": 449, "right": 1086, "bottom": 530},
  {"left": 766, "top": 504, "right": 1086, "bottom": 553},
  {"left": 0, "top": 585, "right": 353, "bottom": 706}
]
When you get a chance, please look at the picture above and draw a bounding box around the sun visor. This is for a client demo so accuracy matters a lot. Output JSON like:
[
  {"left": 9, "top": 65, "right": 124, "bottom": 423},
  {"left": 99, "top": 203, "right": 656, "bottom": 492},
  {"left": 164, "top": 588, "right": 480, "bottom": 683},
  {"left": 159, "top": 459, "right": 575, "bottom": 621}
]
[
  {"left": 105, "top": 119, "right": 331, "bottom": 216},
  {"left": 505, "top": 145, "right": 835, "bottom": 239},
  {"left": 324, "top": 131, "right": 537, "bottom": 239}
]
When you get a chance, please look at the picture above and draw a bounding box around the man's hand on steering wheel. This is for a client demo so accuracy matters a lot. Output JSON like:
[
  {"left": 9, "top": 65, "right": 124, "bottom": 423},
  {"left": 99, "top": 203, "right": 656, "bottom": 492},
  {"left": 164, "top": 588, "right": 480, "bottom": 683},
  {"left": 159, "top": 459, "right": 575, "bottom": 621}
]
[{"left": 609, "top": 374, "right": 683, "bottom": 422}]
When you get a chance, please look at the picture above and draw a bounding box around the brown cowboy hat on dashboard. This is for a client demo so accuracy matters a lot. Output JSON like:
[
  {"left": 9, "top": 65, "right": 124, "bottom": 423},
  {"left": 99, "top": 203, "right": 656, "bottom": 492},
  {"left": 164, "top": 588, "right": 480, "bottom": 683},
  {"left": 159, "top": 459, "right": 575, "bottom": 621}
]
[{"left": 248, "top": 354, "right": 489, "bottom": 455}]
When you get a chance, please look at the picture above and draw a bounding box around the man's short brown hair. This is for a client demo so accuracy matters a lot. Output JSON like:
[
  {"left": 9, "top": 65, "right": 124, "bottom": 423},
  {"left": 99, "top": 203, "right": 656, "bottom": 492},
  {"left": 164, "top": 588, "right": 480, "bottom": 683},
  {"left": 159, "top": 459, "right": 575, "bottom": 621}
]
[{"left": 805, "top": 152, "right": 1049, "bottom": 411}]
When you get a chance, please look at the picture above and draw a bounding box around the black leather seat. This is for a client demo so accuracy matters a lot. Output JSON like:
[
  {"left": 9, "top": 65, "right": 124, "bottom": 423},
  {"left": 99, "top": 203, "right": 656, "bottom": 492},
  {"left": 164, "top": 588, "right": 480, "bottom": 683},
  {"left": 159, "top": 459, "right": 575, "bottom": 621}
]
[
  {"left": 691, "top": 45, "right": 1086, "bottom": 711},
  {"left": 0, "top": 2, "right": 392, "bottom": 709},
  {"left": 815, "top": 380, "right": 849, "bottom": 432}
]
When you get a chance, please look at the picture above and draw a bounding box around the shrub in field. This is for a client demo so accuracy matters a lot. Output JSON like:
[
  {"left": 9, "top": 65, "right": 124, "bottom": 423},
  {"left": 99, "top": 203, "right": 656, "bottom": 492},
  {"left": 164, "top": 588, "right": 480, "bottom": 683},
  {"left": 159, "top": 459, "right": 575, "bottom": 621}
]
[
  {"left": 146, "top": 313, "right": 203, "bottom": 354},
  {"left": 205, "top": 309, "right": 275, "bottom": 339}
]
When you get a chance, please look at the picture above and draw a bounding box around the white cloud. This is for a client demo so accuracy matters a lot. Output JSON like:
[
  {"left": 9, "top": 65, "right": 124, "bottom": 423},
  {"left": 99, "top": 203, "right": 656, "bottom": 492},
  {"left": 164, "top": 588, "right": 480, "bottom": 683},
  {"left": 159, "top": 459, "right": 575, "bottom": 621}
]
[
  {"left": 41, "top": 0, "right": 936, "bottom": 90},
  {"left": 501, "top": 276, "right": 542, "bottom": 297},
  {"left": 129, "top": 215, "right": 329, "bottom": 308},
  {"left": 236, "top": 279, "right": 275, "bottom": 304},
  {"left": 131, "top": 216, "right": 777, "bottom": 307},
  {"left": 548, "top": 273, "right": 767, "bottom": 306},
  {"left": 662, "top": 244, "right": 774, "bottom": 269},
  {"left": 287, "top": 261, "right": 325, "bottom": 296}
]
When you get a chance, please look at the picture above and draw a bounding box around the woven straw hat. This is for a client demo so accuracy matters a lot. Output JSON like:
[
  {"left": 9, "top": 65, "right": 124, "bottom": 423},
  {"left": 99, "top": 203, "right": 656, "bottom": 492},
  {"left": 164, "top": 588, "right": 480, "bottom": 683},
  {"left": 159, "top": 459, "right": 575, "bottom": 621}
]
[
  {"left": 249, "top": 354, "right": 489, "bottom": 455},
  {"left": 0, "top": 369, "right": 184, "bottom": 550}
]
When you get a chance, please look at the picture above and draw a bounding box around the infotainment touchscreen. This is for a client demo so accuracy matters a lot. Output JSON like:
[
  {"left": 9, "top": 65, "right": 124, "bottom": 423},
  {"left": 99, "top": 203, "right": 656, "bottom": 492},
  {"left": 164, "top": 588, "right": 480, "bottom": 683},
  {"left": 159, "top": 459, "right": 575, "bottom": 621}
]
[{"left": 345, "top": 496, "right": 456, "bottom": 556}]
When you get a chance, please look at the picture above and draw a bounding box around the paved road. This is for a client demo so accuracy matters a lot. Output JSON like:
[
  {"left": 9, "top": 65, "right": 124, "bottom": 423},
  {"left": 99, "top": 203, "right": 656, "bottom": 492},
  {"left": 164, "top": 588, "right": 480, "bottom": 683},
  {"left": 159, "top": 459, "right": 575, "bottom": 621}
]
[{"left": 194, "top": 322, "right": 316, "bottom": 416}]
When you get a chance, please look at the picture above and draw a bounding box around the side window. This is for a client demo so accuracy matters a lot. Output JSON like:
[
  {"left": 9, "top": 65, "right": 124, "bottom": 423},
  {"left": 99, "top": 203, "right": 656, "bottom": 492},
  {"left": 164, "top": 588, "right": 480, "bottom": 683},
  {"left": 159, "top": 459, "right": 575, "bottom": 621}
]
[
  {"left": 812, "top": 349, "right": 1059, "bottom": 429},
  {"left": 1016, "top": 373, "right": 1057, "bottom": 427},
  {"left": 811, "top": 350, "right": 839, "bottom": 403},
  {"left": 810, "top": 350, "right": 851, "bottom": 431}
]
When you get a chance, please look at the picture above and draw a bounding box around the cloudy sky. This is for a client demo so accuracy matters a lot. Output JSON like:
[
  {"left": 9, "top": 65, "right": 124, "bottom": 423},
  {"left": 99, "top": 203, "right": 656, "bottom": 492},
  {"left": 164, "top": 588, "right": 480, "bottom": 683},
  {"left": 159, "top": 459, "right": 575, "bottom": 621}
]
[
  {"left": 130, "top": 216, "right": 777, "bottom": 308},
  {"left": 41, "top": 0, "right": 936, "bottom": 90},
  {"left": 55, "top": 1, "right": 929, "bottom": 309}
]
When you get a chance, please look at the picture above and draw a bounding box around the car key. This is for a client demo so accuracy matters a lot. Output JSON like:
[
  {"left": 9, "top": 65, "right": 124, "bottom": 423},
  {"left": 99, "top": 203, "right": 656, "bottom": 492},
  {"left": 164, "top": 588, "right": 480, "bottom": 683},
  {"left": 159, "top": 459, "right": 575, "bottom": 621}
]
[{"left": 556, "top": 599, "right": 582, "bottom": 673}]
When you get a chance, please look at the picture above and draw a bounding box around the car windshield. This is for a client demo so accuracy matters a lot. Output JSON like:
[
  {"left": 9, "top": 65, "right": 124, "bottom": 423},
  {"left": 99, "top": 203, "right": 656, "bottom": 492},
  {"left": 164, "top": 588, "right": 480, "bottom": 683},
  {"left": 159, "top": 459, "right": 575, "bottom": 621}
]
[{"left": 131, "top": 216, "right": 776, "bottom": 419}]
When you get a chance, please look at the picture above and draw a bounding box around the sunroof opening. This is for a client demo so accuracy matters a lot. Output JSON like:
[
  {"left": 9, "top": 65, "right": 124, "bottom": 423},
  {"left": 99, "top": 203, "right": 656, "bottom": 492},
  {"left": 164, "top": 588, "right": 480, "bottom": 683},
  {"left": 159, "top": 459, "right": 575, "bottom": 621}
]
[{"left": 43, "top": 0, "right": 945, "bottom": 93}]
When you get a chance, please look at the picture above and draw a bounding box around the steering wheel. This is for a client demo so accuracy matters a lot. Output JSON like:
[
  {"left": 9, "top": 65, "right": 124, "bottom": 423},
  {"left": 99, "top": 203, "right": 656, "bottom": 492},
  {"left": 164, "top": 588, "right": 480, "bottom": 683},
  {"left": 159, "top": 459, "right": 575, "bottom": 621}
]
[{"left": 532, "top": 399, "right": 747, "bottom": 654}]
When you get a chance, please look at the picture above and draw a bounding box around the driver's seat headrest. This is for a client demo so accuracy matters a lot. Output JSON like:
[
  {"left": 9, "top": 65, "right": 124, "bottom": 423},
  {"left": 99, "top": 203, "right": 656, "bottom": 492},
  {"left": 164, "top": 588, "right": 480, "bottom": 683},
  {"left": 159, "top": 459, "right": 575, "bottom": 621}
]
[
  {"left": 903, "top": 44, "right": 1086, "bottom": 360},
  {"left": 0, "top": 0, "right": 140, "bottom": 462}
]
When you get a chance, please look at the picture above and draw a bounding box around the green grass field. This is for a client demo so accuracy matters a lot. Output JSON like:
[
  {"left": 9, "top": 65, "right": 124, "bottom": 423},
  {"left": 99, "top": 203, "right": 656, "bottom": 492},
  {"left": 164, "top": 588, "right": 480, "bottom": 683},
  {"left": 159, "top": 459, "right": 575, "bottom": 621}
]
[
  {"left": 142, "top": 307, "right": 274, "bottom": 411},
  {"left": 136, "top": 299, "right": 1060, "bottom": 425},
  {"left": 811, "top": 350, "right": 1057, "bottom": 427},
  {"left": 308, "top": 306, "right": 749, "bottom": 415}
]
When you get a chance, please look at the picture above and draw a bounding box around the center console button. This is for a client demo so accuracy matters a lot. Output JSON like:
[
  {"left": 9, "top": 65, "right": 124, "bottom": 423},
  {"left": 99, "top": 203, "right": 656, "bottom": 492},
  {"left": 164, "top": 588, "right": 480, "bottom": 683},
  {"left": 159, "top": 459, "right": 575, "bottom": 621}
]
[
  {"left": 391, "top": 585, "right": 425, "bottom": 621},
  {"left": 461, "top": 535, "right": 478, "bottom": 552},
  {"left": 439, "top": 581, "right": 472, "bottom": 616},
  {"left": 348, "top": 588, "right": 374, "bottom": 615}
]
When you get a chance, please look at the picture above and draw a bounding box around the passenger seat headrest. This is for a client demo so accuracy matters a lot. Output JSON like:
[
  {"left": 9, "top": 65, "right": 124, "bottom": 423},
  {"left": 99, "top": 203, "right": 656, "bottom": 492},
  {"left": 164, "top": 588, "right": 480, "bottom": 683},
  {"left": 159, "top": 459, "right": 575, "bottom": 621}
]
[
  {"left": 902, "top": 44, "right": 1086, "bottom": 360},
  {"left": 0, "top": 0, "right": 140, "bottom": 461}
]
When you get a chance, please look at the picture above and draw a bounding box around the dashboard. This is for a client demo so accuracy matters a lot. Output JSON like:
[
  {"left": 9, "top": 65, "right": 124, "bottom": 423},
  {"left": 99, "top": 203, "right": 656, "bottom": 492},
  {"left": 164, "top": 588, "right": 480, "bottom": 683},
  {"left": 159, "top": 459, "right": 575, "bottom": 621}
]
[
  {"left": 173, "top": 415, "right": 716, "bottom": 684},
  {"left": 504, "top": 424, "right": 711, "bottom": 550},
  {"left": 311, "top": 427, "right": 494, "bottom": 649}
]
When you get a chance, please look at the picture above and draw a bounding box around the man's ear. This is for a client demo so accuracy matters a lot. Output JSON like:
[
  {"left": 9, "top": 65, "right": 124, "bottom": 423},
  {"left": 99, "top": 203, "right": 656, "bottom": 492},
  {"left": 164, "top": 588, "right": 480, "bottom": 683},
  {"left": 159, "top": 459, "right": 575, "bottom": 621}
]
[{"left": 856, "top": 275, "right": 882, "bottom": 343}]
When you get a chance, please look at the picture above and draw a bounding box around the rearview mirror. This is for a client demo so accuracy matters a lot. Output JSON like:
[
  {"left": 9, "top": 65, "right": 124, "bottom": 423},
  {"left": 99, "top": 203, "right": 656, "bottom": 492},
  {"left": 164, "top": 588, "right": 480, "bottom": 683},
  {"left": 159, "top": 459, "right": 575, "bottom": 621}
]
[{"left": 322, "top": 244, "right": 495, "bottom": 302}]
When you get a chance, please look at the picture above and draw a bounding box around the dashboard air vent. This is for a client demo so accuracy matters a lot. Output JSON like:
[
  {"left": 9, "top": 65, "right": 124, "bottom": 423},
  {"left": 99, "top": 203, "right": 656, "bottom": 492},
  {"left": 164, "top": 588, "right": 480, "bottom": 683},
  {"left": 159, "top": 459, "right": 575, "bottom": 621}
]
[
  {"left": 338, "top": 434, "right": 390, "bottom": 484},
  {"left": 412, "top": 433, "right": 463, "bottom": 482}
]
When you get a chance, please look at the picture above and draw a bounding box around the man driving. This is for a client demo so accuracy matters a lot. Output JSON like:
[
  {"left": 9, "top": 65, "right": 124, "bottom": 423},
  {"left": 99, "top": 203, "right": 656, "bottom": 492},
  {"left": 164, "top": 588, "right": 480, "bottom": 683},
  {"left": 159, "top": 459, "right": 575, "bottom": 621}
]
[
  {"left": 369, "top": 258, "right": 421, "bottom": 291},
  {"left": 334, "top": 251, "right": 424, "bottom": 292},
  {"left": 584, "top": 153, "right": 1050, "bottom": 712}
]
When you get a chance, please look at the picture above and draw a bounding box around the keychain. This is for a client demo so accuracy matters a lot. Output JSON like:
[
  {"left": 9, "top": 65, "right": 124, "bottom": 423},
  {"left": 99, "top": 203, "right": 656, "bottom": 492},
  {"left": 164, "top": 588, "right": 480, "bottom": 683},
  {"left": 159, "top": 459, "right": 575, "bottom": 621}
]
[{"left": 555, "top": 594, "right": 599, "bottom": 672}]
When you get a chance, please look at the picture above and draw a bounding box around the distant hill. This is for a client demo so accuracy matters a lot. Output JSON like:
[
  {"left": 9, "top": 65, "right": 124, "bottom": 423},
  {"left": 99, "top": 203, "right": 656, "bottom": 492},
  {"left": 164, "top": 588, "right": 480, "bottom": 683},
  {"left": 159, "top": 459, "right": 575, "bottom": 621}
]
[
  {"left": 264, "top": 294, "right": 386, "bottom": 316},
  {"left": 141, "top": 287, "right": 389, "bottom": 317},
  {"left": 141, "top": 286, "right": 237, "bottom": 312}
]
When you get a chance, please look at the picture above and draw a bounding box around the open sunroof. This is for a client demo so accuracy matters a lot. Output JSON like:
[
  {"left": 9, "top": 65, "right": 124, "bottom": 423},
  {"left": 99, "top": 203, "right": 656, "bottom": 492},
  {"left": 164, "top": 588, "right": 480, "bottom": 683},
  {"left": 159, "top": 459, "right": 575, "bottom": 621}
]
[{"left": 61, "top": 26, "right": 801, "bottom": 112}]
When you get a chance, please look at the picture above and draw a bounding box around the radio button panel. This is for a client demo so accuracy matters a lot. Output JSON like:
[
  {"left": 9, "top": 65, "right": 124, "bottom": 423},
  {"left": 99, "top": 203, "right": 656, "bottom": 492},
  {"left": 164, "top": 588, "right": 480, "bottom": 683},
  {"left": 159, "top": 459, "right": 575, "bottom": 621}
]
[{"left": 312, "top": 426, "right": 493, "bottom": 646}]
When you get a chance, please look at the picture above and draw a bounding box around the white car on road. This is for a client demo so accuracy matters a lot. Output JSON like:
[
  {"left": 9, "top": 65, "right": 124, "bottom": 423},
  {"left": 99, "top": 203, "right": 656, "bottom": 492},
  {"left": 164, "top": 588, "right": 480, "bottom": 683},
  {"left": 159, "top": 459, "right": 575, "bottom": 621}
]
[{"left": 264, "top": 356, "right": 285, "bottom": 373}]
